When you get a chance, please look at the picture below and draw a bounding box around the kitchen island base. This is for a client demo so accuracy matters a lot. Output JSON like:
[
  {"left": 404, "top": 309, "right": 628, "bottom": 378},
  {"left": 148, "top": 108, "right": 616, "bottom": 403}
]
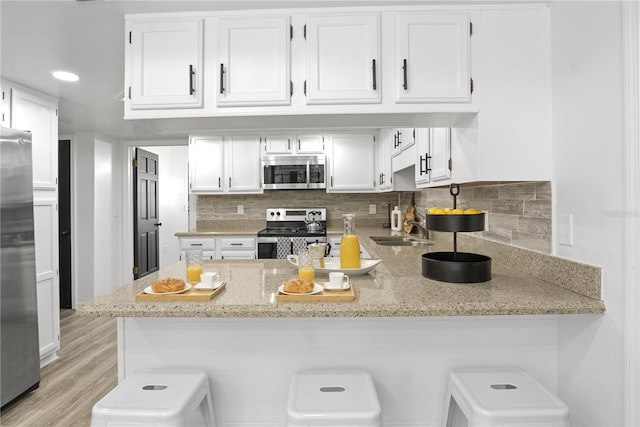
[{"left": 117, "top": 315, "right": 572, "bottom": 426}]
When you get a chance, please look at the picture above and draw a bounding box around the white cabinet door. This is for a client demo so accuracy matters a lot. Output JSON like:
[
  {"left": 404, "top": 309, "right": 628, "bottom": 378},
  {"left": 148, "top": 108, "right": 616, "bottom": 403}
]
[
  {"left": 263, "top": 134, "right": 294, "bottom": 155},
  {"left": 11, "top": 88, "right": 58, "bottom": 190},
  {"left": 328, "top": 132, "right": 376, "bottom": 192},
  {"left": 305, "top": 14, "right": 380, "bottom": 104},
  {"left": 414, "top": 128, "right": 431, "bottom": 187},
  {"left": 0, "top": 84, "right": 10, "bottom": 127},
  {"left": 396, "top": 13, "right": 471, "bottom": 103},
  {"left": 391, "top": 127, "right": 416, "bottom": 157},
  {"left": 218, "top": 237, "right": 256, "bottom": 260},
  {"left": 189, "top": 137, "right": 224, "bottom": 193},
  {"left": 429, "top": 128, "right": 452, "bottom": 182},
  {"left": 33, "top": 199, "right": 60, "bottom": 366},
  {"left": 217, "top": 16, "right": 291, "bottom": 107},
  {"left": 377, "top": 129, "right": 393, "bottom": 192},
  {"left": 128, "top": 19, "right": 203, "bottom": 109},
  {"left": 296, "top": 134, "right": 324, "bottom": 154},
  {"left": 226, "top": 135, "right": 262, "bottom": 193},
  {"left": 263, "top": 134, "right": 324, "bottom": 155}
]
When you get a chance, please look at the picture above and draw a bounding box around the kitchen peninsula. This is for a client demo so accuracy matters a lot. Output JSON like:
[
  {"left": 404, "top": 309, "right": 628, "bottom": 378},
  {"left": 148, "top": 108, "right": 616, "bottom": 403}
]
[{"left": 79, "top": 229, "right": 603, "bottom": 425}]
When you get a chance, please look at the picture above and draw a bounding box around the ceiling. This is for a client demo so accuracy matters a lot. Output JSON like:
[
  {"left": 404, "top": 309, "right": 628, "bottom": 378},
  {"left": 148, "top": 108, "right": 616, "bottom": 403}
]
[{"left": 0, "top": 0, "right": 505, "bottom": 141}]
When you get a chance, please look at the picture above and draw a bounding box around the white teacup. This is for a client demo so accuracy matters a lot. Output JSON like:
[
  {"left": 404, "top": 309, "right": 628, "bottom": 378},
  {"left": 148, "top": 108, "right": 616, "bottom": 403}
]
[
  {"left": 326, "top": 272, "right": 349, "bottom": 290},
  {"left": 197, "top": 272, "right": 220, "bottom": 289}
]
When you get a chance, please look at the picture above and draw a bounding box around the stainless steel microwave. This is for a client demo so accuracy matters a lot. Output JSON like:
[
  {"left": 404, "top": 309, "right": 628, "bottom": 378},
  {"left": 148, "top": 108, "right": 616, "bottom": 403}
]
[{"left": 262, "top": 155, "right": 326, "bottom": 190}]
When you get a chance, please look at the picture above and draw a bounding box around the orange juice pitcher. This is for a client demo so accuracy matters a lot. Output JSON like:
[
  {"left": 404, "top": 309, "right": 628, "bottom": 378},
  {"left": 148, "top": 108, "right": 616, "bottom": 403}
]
[{"left": 340, "top": 213, "right": 361, "bottom": 269}]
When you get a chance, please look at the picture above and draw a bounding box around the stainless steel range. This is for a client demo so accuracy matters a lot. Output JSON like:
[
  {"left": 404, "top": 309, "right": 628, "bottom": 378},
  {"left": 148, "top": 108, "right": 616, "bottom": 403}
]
[{"left": 257, "top": 208, "right": 327, "bottom": 259}]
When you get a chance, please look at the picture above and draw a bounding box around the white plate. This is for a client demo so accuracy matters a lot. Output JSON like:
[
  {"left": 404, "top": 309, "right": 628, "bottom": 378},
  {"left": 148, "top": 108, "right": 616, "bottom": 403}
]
[
  {"left": 194, "top": 281, "right": 223, "bottom": 290},
  {"left": 322, "top": 282, "right": 350, "bottom": 291},
  {"left": 278, "top": 283, "right": 324, "bottom": 296},
  {"left": 288, "top": 257, "right": 382, "bottom": 276},
  {"left": 143, "top": 283, "right": 192, "bottom": 295}
]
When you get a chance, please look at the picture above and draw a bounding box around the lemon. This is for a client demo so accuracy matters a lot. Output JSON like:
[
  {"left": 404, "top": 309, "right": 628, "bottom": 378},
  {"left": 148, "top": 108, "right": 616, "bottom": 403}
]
[
  {"left": 434, "top": 208, "right": 446, "bottom": 215},
  {"left": 427, "top": 206, "right": 440, "bottom": 214},
  {"left": 443, "top": 207, "right": 453, "bottom": 214},
  {"left": 464, "top": 208, "right": 481, "bottom": 215},
  {"left": 452, "top": 208, "right": 464, "bottom": 214}
]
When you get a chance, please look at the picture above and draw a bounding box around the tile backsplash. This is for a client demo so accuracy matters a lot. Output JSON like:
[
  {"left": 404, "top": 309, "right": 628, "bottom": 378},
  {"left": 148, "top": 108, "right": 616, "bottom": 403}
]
[
  {"left": 415, "top": 182, "right": 552, "bottom": 253},
  {"left": 196, "top": 181, "right": 552, "bottom": 253}
]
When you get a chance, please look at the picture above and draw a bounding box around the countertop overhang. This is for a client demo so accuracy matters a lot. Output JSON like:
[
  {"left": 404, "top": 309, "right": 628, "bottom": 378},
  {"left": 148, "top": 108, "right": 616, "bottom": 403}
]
[{"left": 78, "top": 227, "right": 605, "bottom": 318}]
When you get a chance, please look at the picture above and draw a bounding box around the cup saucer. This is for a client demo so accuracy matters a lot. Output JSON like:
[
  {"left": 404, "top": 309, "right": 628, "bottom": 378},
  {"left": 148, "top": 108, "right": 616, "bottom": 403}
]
[
  {"left": 194, "top": 281, "right": 223, "bottom": 290},
  {"left": 322, "top": 282, "right": 350, "bottom": 291}
]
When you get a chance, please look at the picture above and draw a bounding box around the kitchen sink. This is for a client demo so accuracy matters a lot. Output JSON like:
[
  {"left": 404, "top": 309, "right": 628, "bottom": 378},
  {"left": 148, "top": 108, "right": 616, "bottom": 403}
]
[{"left": 369, "top": 236, "right": 433, "bottom": 247}]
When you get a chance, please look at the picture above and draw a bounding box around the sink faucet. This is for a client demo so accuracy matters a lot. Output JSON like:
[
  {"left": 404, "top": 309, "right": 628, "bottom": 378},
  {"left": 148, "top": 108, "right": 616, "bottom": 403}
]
[{"left": 404, "top": 213, "right": 429, "bottom": 239}]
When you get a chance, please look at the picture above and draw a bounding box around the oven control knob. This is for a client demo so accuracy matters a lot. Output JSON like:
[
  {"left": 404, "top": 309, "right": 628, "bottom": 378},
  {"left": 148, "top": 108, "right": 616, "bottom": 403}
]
[
  {"left": 276, "top": 211, "right": 281, "bottom": 216},
  {"left": 269, "top": 211, "right": 275, "bottom": 217}
]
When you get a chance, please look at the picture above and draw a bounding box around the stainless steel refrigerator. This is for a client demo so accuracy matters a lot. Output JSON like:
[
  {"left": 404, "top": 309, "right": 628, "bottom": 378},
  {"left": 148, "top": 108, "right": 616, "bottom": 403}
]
[{"left": 1, "top": 127, "right": 40, "bottom": 408}]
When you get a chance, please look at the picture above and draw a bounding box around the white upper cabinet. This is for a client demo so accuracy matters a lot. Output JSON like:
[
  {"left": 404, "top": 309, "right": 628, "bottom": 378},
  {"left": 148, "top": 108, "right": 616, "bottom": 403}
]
[
  {"left": 305, "top": 14, "right": 381, "bottom": 105},
  {"left": 263, "top": 133, "right": 324, "bottom": 155},
  {"left": 127, "top": 18, "right": 203, "bottom": 109},
  {"left": 11, "top": 87, "right": 58, "bottom": 190},
  {"left": 327, "top": 132, "right": 376, "bottom": 192},
  {"left": 395, "top": 13, "right": 471, "bottom": 103},
  {"left": 217, "top": 16, "right": 291, "bottom": 107},
  {"left": 189, "top": 136, "right": 224, "bottom": 193},
  {"left": 225, "top": 135, "right": 262, "bottom": 193},
  {"left": 0, "top": 84, "right": 10, "bottom": 127},
  {"left": 189, "top": 135, "right": 262, "bottom": 194}
]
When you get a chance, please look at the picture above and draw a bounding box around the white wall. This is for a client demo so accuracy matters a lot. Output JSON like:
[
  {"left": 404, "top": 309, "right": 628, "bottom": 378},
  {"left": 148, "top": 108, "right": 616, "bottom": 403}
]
[
  {"left": 551, "top": 2, "right": 627, "bottom": 425},
  {"left": 73, "top": 133, "right": 122, "bottom": 304}
]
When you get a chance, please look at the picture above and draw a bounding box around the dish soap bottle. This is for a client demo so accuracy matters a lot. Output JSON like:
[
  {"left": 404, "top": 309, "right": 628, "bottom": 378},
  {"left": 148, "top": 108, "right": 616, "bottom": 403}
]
[
  {"left": 391, "top": 206, "right": 402, "bottom": 231},
  {"left": 340, "top": 213, "right": 361, "bottom": 269}
]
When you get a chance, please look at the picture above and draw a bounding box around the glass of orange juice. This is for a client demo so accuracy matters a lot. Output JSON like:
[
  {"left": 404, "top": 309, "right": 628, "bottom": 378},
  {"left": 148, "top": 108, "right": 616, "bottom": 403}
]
[
  {"left": 185, "top": 249, "right": 203, "bottom": 284},
  {"left": 297, "top": 250, "right": 315, "bottom": 282}
]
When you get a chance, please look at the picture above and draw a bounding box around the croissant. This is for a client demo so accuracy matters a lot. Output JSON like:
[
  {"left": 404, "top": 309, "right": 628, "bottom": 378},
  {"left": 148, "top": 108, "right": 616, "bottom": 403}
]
[
  {"left": 151, "top": 277, "right": 186, "bottom": 293},
  {"left": 283, "top": 278, "right": 314, "bottom": 294}
]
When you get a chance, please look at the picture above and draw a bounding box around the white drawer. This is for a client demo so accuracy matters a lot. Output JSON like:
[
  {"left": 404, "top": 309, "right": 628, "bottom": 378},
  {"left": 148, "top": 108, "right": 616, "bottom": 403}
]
[
  {"left": 219, "top": 237, "right": 255, "bottom": 250},
  {"left": 180, "top": 238, "right": 216, "bottom": 251}
]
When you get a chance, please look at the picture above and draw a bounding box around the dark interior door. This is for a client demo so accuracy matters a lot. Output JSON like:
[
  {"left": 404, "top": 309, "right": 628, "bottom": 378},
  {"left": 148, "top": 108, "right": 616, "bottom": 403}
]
[
  {"left": 133, "top": 148, "right": 160, "bottom": 279},
  {"left": 58, "top": 139, "right": 72, "bottom": 308}
]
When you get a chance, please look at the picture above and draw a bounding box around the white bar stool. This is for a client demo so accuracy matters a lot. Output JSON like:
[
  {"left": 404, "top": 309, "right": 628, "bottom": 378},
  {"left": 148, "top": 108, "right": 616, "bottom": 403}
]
[
  {"left": 443, "top": 368, "right": 569, "bottom": 427},
  {"left": 91, "top": 368, "right": 216, "bottom": 427},
  {"left": 287, "top": 369, "right": 381, "bottom": 427}
]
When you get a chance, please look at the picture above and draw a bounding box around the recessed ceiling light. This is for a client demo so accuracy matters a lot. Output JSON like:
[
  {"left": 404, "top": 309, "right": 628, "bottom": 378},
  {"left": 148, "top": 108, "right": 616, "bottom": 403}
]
[{"left": 52, "top": 71, "right": 79, "bottom": 82}]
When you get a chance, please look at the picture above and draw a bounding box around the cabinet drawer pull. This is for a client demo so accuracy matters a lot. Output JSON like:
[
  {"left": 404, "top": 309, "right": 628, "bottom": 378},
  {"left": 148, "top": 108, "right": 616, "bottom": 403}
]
[
  {"left": 218, "top": 177, "right": 221, "bottom": 188},
  {"left": 230, "top": 243, "right": 242, "bottom": 246},
  {"left": 190, "top": 243, "right": 203, "bottom": 246},
  {"left": 402, "top": 59, "right": 408, "bottom": 90},
  {"left": 372, "top": 59, "right": 377, "bottom": 90},
  {"left": 189, "top": 65, "right": 195, "bottom": 95},
  {"left": 219, "top": 63, "right": 225, "bottom": 94}
]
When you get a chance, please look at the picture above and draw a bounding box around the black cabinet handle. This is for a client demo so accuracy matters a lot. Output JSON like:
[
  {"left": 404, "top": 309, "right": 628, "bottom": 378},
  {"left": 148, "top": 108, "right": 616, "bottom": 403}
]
[
  {"left": 402, "top": 59, "right": 408, "bottom": 90},
  {"left": 155, "top": 223, "right": 163, "bottom": 227},
  {"left": 372, "top": 59, "right": 377, "bottom": 90},
  {"left": 218, "top": 177, "right": 221, "bottom": 188},
  {"left": 419, "top": 154, "right": 432, "bottom": 175},
  {"left": 219, "top": 63, "right": 225, "bottom": 94},
  {"left": 393, "top": 133, "right": 399, "bottom": 149},
  {"left": 189, "top": 65, "right": 195, "bottom": 95}
]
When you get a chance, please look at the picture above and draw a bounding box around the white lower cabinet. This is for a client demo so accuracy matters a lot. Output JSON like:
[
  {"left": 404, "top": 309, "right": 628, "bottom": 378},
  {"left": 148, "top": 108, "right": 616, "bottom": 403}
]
[
  {"left": 179, "top": 237, "right": 216, "bottom": 260},
  {"left": 219, "top": 237, "right": 256, "bottom": 260},
  {"left": 178, "top": 236, "right": 256, "bottom": 260}
]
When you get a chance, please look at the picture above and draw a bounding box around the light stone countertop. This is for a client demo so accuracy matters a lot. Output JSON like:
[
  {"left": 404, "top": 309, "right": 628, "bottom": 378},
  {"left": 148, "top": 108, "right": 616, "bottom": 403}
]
[{"left": 79, "top": 227, "right": 605, "bottom": 318}]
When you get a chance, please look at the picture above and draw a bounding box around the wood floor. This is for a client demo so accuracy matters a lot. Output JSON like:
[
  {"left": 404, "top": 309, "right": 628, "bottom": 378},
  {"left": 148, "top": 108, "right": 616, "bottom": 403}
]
[{"left": 1, "top": 309, "right": 117, "bottom": 427}]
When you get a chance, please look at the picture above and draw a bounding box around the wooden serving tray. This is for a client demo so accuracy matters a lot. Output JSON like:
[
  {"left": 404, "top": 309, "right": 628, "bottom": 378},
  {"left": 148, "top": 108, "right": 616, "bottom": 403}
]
[
  {"left": 276, "top": 283, "right": 355, "bottom": 302},
  {"left": 136, "top": 282, "right": 226, "bottom": 301}
]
